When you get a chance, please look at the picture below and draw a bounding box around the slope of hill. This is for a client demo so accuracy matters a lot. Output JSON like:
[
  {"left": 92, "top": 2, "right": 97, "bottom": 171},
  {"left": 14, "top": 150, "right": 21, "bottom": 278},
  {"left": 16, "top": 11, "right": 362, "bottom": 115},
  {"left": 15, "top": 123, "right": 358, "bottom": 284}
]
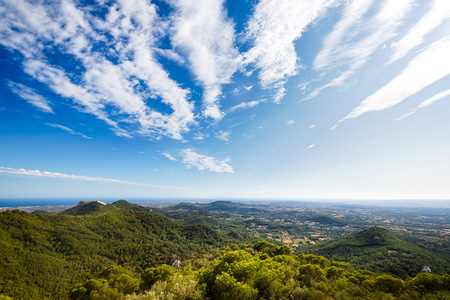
[
  {"left": 60, "top": 199, "right": 150, "bottom": 216},
  {"left": 0, "top": 206, "right": 246, "bottom": 299},
  {"left": 70, "top": 245, "right": 450, "bottom": 300},
  {"left": 1, "top": 200, "right": 449, "bottom": 299},
  {"left": 306, "top": 227, "right": 449, "bottom": 278}
]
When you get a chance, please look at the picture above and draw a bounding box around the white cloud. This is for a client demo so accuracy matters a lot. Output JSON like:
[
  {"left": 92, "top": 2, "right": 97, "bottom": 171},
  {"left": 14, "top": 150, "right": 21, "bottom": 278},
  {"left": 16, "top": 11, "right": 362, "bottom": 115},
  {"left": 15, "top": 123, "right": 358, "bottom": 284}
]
[
  {"left": 0, "top": 0, "right": 195, "bottom": 140},
  {"left": 308, "top": 124, "right": 316, "bottom": 129},
  {"left": 313, "top": 0, "right": 375, "bottom": 70},
  {"left": 229, "top": 99, "right": 265, "bottom": 112},
  {"left": 286, "top": 120, "right": 296, "bottom": 125},
  {"left": 307, "top": 144, "right": 315, "bottom": 149},
  {"left": 396, "top": 111, "right": 416, "bottom": 121},
  {"left": 389, "top": 0, "right": 450, "bottom": 64},
  {"left": 192, "top": 132, "right": 209, "bottom": 140},
  {"left": 398, "top": 89, "right": 450, "bottom": 120},
  {"left": 162, "top": 152, "right": 177, "bottom": 161},
  {"left": 244, "top": 0, "right": 337, "bottom": 102},
  {"left": 153, "top": 48, "right": 186, "bottom": 65},
  {"left": 23, "top": 60, "right": 127, "bottom": 136},
  {"left": 169, "top": 0, "right": 239, "bottom": 120},
  {"left": 417, "top": 89, "right": 450, "bottom": 108},
  {"left": 273, "top": 87, "right": 287, "bottom": 104},
  {"left": 216, "top": 130, "right": 231, "bottom": 142},
  {"left": 336, "top": 35, "right": 450, "bottom": 126},
  {"left": 308, "top": 0, "right": 414, "bottom": 99},
  {"left": 244, "top": 85, "right": 253, "bottom": 91},
  {"left": 0, "top": 166, "right": 185, "bottom": 189},
  {"left": 180, "top": 148, "right": 233, "bottom": 173},
  {"left": 45, "top": 123, "right": 92, "bottom": 139},
  {"left": 7, "top": 81, "right": 53, "bottom": 113}
]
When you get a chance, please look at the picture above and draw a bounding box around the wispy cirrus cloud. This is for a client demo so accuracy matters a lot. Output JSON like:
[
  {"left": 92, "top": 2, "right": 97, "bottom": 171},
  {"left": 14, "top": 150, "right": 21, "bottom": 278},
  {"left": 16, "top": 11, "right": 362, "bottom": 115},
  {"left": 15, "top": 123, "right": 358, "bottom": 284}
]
[
  {"left": 0, "top": 166, "right": 187, "bottom": 190},
  {"left": 192, "top": 132, "right": 209, "bottom": 140},
  {"left": 0, "top": 0, "right": 347, "bottom": 138},
  {"left": 244, "top": 0, "right": 337, "bottom": 103},
  {"left": 7, "top": 81, "right": 53, "bottom": 113},
  {"left": 180, "top": 148, "right": 233, "bottom": 173},
  {"left": 162, "top": 152, "right": 177, "bottom": 161},
  {"left": 308, "top": 0, "right": 414, "bottom": 100},
  {"left": 313, "top": 0, "right": 375, "bottom": 70},
  {"left": 215, "top": 131, "right": 231, "bottom": 142},
  {"left": 45, "top": 123, "right": 92, "bottom": 139},
  {"left": 334, "top": 35, "right": 450, "bottom": 128},
  {"left": 22, "top": 60, "right": 130, "bottom": 138},
  {"left": 169, "top": 0, "right": 239, "bottom": 120},
  {"left": 416, "top": 89, "right": 450, "bottom": 109},
  {"left": 397, "top": 89, "right": 450, "bottom": 120},
  {"left": 389, "top": 0, "right": 450, "bottom": 64},
  {"left": 229, "top": 99, "right": 266, "bottom": 112},
  {"left": 286, "top": 120, "right": 296, "bottom": 125},
  {"left": 0, "top": 0, "right": 195, "bottom": 140}
]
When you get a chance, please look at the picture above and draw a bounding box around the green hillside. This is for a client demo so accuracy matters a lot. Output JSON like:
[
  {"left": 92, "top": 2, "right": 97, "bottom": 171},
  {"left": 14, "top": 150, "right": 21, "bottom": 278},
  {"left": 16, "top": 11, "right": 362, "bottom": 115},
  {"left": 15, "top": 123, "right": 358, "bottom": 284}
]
[
  {"left": 0, "top": 206, "right": 247, "bottom": 299},
  {"left": 60, "top": 200, "right": 151, "bottom": 216},
  {"left": 306, "top": 227, "right": 450, "bottom": 278},
  {"left": 1, "top": 203, "right": 449, "bottom": 299},
  {"left": 71, "top": 243, "right": 450, "bottom": 300}
]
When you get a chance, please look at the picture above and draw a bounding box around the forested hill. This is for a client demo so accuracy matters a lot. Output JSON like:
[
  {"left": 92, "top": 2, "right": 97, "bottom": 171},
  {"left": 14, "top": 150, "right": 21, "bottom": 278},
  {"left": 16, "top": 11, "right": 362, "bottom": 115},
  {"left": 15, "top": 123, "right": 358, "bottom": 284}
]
[
  {"left": 306, "top": 227, "right": 450, "bottom": 279},
  {"left": 59, "top": 199, "right": 151, "bottom": 216},
  {"left": 0, "top": 205, "right": 247, "bottom": 299},
  {"left": 65, "top": 243, "right": 450, "bottom": 300},
  {"left": 1, "top": 201, "right": 449, "bottom": 299}
]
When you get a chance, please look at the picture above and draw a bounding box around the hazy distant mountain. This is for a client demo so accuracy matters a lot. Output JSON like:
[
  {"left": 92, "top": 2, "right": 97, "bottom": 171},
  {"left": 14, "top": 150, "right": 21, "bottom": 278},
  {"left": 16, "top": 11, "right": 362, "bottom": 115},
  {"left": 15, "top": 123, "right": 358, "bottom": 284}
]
[{"left": 168, "top": 200, "right": 264, "bottom": 216}]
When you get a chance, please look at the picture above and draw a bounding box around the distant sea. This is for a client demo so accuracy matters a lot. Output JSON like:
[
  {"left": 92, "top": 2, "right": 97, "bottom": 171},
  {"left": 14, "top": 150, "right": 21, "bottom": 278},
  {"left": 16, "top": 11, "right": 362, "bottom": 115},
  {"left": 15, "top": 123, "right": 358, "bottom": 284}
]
[
  {"left": 1, "top": 198, "right": 449, "bottom": 209},
  {"left": 0, "top": 198, "right": 184, "bottom": 208}
]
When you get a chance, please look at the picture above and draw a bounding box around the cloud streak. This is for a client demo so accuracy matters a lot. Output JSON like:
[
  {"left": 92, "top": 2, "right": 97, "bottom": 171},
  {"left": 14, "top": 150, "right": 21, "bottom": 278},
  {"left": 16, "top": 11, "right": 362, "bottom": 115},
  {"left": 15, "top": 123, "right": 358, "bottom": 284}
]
[
  {"left": 0, "top": 0, "right": 195, "bottom": 140},
  {"left": 216, "top": 131, "right": 231, "bottom": 142},
  {"left": 245, "top": 0, "right": 337, "bottom": 103},
  {"left": 2, "top": 0, "right": 446, "bottom": 145},
  {"left": 45, "top": 123, "right": 92, "bottom": 139},
  {"left": 308, "top": 0, "right": 414, "bottom": 99},
  {"left": 335, "top": 35, "right": 450, "bottom": 127},
  {"left": 389, "top": 0, "right": 450, "bottom": 64},
  {"left": 169, "top": 0, "right": 239, "bottom": 120},
  {"left": 0, "top": 167, "right": 187, "bottom": 190},
  {"left": 229, "top": 99, "right": 266, "bottom": 112},
  {"left": 313, "top": 0, "right": 375, "bottom": 70},
  {"left": 180, "top": 149, "right": 233, "bottom": 173},
  {"left": 286, "top": 120, "right": 296, "bottom": 125},
  {"left": 162, "top": 152, "right": 177, "bottom": 161},
  {"left": 7, "top": 81, "right": 53, "bottom": 113},
  {"left": 398, "top": 89, "right": 450, "bottom": 120}
]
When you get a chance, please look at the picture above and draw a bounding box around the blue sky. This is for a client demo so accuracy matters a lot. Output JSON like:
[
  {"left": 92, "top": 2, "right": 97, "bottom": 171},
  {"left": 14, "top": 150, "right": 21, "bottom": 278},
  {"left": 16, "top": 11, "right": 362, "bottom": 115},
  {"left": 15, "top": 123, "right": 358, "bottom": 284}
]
[{"left": 1, "top": 0, "right": 450, "bottom": 200}]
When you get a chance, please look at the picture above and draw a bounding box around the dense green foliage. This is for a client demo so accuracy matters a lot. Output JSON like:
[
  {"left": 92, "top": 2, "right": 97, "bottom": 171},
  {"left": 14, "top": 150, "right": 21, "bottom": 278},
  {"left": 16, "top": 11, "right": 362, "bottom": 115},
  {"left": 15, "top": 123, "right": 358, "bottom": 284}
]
[
  {"left": 160, "top": 201, "right": 449, "bottom": 280},
  {"left": 69, "top": 242, "right": 450, "bottom": 299},
  {"left": 1, "top": 201, "right": 449, "bottom": 299},
  {"left": 0, "top": 202, "right": 248, "bottom": 299},
  {"left": 305, "top": 227, "right": 450, "bottom": 279}
]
